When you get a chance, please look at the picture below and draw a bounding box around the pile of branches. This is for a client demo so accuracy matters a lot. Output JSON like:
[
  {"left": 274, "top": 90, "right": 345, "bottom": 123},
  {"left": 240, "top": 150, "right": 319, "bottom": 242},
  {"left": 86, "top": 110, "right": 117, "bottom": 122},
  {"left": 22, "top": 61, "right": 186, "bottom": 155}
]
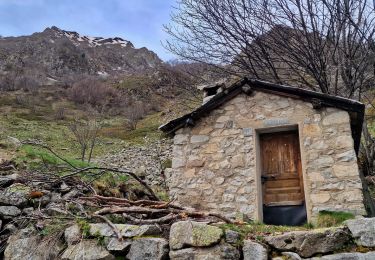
[
  {"left": 12, "top": 141, "right": 239, "bottom": 229},
  {"left": 79, "top": 195, "right": 236, "bottom": 227}
]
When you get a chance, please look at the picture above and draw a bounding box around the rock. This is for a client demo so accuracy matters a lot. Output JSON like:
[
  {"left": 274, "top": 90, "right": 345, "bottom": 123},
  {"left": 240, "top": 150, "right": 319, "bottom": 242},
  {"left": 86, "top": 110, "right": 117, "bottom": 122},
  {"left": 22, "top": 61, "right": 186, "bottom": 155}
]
[
  {"left": 127, "top": 237, "right": 168, "bottom": 260},
  {"left": 322, "top": 111, "right": 349, "bottom": 126},
  {"left": 0, "top": 184, "right": 30, "bottom": 207},
  {"left": 4, "top": 233, "right": 63, "bottom": 260},
  {"left": 0, "top": 174, "right": 18, "bottom": 187},
  {"left": 0, "top": 206, "right": 21, "bottom": 219},
  {"left": 22, "top": 207, "right": 34, "bottom": 215},
  {"left": 174, "top": 134, "right": 188, "bottom": 145},
  {"left": 282, "top": 252, "right": 302, "bottom": 260},
  {"left": 224, "top": 229, "right": 240, "bottom": 244},
  {"left": 89, "top": 223, "right": 161, "bottom": 238},
  {"left": 60, "top": 182, "right": 71, "bottom": 193},
  {"left": 135, "top": 166, "right": 146, "bottom": 179},
  {"left": 169, "top": 243, "right": 240, "bottom": 260},
  {"left": 190, "top": 135, "right": 209, "bottom": 144},
  {"left": 61, "top": 240, "right": 114, "bottom": 260},
  {"left": 64, "top": 224, "right": 81, "bottom": 245},
  {"left": 106, "top": 238, "right": 132, "bottom": 254},
  {"left": 3, "top": 223, "right": 17, "bottom": 234},
  {"left": 308, "top": 251, "right": 375, "bottom": 260},
  {"left": 264, "top": 228, "right": 350, "bottom": 258},
  {"left": 44, "top": 203, "right": 68, "bottom": 216},
  {"left": 345, "top": 217, "right": 375, "bottom": 247},
  {"left": 49, "top": 192, "right": 62, "bottom": 203},
  {"left": 169, "top": 221, "right": 224, "bottom": 250},
  {"left": 7, "top": 136, "right": 21, "bottom": 147},
  {"left": 243, "top": 240, "right": 267, "bottom": 260},
  {"left": 62, "top": 189, "right": 80, "bottom": 200}
]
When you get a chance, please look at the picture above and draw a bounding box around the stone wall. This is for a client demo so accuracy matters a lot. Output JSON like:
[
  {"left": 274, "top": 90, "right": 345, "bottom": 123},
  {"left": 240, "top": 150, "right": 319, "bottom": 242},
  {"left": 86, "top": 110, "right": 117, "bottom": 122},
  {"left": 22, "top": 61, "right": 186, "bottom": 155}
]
[
  {"left": 6, "top": 218, "right": 375, "bottom": 260},
  {"left": 167, "top": 91, "right": 365, "bottom": 221}
]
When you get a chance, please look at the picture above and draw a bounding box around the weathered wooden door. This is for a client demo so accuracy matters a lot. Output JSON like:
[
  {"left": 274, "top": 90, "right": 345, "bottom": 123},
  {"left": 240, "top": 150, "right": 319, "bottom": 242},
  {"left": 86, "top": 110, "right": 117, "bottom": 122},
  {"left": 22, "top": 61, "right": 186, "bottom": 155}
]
[{"left": 260, "top": 130, "right": 306, "bottom": 225}]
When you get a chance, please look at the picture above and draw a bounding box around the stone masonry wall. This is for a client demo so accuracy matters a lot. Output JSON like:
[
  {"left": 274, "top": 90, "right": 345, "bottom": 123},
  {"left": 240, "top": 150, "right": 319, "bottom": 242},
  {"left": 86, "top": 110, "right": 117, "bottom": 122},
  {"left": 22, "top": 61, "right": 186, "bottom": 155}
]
[{"left": 167, "top": 91, "right": 365, "bottom": 222}]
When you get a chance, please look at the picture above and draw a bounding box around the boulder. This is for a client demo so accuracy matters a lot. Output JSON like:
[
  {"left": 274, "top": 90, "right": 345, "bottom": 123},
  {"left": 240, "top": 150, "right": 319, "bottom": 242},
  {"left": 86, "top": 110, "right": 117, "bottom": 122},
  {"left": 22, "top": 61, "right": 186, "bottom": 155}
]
[
  {"left": 345, "top": 217, "right": 375, "bottom": 247},
  {"left": 89, "top": 223, "right": 161, "bottom": 238},
  {"left": 64, "top": 224, "right": 81, "bottom": 245},
  {"left": 224, "top": 229, "right": 241, "bottom": 244},
  {"left": 0, "top": 184, "right": 30, "bottom": 207},
  {"left": 127, "top": 237, "right": 168, "bottom": 260},
  {"left": 0, "top": 174, "right": 18, "bottom": 187},
  {"left": 61, "top": 240, "right": 114, "bottom": 260},
  {"left": 4, "top": 231, "right": 63, "bottom": 260},
  {"left": 169, "top": 221, "right": 223, "bottom": 250},
  {"left": 243, "top": 240, "right": 267, "bottom": 260},
  {"left": 264, "top": 228, "right": 350, "bottom": 258},
  {"left": 169, "top": 243, "right": 240, "bottom": 260},
  {"left": 0, "top": 206, "right": 21, "bottom": 219},
  {"left": 308, "top": 251, "right": 375, "bottom": 260},
  {"left": 106, "top": 238, "right": 132, "bottom": 254}
]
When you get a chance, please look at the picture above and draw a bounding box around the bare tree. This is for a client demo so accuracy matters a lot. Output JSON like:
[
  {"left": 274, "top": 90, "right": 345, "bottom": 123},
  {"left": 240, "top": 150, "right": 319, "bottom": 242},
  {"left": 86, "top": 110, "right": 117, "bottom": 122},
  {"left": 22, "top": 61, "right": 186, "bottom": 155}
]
[
  {"left": 165, "top": 0, "right": 375, "bottom": 175},
  {"left": 124, "top": 101, "right": 146, "bottom": 130},
  {"left": 69, "top": 118, "right": 101, "bottom": 162},
  {"left": 165, "top": 0, "right": 375, "bottom": 98}
]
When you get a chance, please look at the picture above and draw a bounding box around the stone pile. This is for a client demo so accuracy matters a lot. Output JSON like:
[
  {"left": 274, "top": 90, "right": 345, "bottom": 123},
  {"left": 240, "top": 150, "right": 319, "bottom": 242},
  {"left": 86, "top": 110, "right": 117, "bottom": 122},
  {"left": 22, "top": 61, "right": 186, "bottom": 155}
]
[
  {"left": 4, "top": 218, "right": 375, "bottom": 259},
  {"left": 96, "top": 138, "right": 172, "bottom": 186},
  {"left": 0, "top": 168, "right": 89, "bottom": 259}
]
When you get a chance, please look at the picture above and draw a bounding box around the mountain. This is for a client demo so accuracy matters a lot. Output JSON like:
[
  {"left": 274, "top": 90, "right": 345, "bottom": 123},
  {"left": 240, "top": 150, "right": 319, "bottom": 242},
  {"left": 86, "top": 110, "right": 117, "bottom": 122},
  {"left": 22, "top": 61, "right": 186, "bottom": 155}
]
[{"left": 0, "top": 26, "right": 163, "bottom": 80}]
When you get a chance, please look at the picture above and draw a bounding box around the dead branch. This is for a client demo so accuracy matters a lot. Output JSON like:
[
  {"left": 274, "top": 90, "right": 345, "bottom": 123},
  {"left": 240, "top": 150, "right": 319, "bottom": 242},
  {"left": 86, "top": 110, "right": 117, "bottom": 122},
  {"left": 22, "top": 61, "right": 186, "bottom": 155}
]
[
  {"left": 122, "top": 213, "right": 178, "bottom": 224},
  {"left": 93, "top": 214, "right": 122, "bottom": 240},
  {"left": 79, "top": 195, "right": 182, "bottom": 208},
  {"left": 62, "top": 167, "right": 158, "bottom": 200},
  {"left": 93, "top": 204, "right": 236, "bottom": 224}
]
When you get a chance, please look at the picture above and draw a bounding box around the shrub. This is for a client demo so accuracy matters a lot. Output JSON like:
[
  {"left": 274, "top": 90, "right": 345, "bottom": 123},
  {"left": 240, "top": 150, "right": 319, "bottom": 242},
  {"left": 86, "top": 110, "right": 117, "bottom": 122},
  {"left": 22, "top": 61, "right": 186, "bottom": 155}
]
[
  {"left": 67, "top": 76, "right": 117, "bottom": 109},
  {"left": 123, "top": 101, "right": 146, "bottom": 130},
  {"left": 54, "top": 107, "right": 66, "bottom": 120}
]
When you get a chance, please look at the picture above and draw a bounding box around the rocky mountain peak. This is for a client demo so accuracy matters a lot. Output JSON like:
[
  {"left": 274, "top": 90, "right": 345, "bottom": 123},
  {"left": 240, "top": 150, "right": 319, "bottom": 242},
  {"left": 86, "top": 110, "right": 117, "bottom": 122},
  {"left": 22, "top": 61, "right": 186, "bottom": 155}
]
[
  {"left": 44, "top": 26, "right": 134, "bottom": 48},
  {"left": 0, "top": 26, "right": 162, "bottom": 79}
]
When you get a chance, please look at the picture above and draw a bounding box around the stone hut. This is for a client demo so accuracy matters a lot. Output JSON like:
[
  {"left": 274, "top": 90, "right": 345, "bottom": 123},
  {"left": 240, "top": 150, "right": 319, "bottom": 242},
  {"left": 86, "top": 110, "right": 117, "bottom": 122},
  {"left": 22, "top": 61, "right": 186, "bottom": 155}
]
[{"left": 160, "top": 78, "right": 366, "bottom": 225}]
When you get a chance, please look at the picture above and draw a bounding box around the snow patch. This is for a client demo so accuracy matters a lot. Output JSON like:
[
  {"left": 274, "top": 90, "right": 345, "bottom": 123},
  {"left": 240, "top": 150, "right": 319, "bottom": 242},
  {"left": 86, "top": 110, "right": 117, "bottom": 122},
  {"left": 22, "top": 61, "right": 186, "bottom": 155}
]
[{"left": 53, "top": 27, "right": 131, "bottom": 48}]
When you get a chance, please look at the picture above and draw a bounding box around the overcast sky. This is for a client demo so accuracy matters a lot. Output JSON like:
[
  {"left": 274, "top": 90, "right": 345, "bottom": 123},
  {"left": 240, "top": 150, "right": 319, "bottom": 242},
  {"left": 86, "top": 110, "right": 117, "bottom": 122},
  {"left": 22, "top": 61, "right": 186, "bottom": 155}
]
[{"left": 0, "top": 0, "right": 177, "bottom": 60}]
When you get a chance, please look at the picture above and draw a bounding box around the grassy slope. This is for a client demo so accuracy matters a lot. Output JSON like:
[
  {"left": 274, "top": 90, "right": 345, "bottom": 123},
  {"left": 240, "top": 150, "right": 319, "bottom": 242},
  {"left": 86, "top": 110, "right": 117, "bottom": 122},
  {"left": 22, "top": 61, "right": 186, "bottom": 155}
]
[{"left": 0, "top": 87, "right": 165, "bottom": 167}]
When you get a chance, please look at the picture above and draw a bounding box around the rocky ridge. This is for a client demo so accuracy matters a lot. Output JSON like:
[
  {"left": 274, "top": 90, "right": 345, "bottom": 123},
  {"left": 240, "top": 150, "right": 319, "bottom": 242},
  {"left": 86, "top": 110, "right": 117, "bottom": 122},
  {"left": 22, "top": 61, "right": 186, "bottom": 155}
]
[{"left": 0, "top": 26, "right": 163, "bottom": 80}]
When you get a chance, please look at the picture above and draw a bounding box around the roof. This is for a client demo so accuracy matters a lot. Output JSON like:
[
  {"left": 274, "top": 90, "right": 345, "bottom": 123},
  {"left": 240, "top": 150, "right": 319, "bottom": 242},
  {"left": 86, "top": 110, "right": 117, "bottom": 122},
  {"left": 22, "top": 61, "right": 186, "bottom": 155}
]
[{"left": 159, "top": 77, "right": 365, "bottom": 154}]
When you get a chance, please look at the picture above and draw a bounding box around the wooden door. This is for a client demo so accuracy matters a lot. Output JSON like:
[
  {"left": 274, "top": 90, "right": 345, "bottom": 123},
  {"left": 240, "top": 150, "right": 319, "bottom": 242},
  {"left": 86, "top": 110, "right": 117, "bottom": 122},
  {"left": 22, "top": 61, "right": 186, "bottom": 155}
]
[{"left": 260, "top": 131, "right": 304, "bottom": 207}]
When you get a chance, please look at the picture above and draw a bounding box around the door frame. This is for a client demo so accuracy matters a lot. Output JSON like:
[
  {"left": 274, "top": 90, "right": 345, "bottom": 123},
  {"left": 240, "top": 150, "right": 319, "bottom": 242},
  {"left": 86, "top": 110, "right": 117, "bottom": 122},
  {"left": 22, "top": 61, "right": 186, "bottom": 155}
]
[{"left": 254, "top": 124, "right": 310, "bottom": 223}]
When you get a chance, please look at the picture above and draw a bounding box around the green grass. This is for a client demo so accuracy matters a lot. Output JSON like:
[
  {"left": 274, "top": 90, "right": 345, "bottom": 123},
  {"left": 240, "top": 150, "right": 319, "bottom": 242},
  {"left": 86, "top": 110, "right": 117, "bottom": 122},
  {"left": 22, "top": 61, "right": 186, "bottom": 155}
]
[
  {"left": 220, "top": 222, "right": 309, "bottom": 243},
  {"left": 316, "top": 210, "right": 355, "bottom": 228},
  {"left": 99, "top": 112, "right": 163, "bottom": 145},
  {"left": 16, "top": 145, "right": 93, "bottom": 169},
  {"left": 0, "top": 92, "right": 165, "bottom": 167}
]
